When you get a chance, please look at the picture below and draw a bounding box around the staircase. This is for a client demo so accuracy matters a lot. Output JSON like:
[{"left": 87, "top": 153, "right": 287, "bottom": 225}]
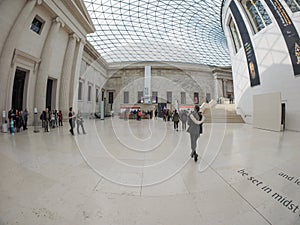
[{"left": 203, "top": 103, "right": 244, "bottom": 123}]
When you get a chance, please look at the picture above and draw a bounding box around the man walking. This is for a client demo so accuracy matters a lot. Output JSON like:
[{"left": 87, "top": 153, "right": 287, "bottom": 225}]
[
  {"left": 68, "top": 107, "right": 75, "bottom": 135},
  {"left": 76, "top": 110, "right": 86, "bottom": 134}
]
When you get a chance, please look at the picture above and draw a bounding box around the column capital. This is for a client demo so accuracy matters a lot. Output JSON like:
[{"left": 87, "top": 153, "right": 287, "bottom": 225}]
[
  {"left": 36, "top": 0, "right": 43, "bottom": 5},
  {"left": 70, "top": 33, "right": 80, "bottom": 42},
  {"left": 53, "top": 17, "right": 65, "bottom": 28},
  {"left": 80, "top": 38, "right": 87, "bottom": 45}
]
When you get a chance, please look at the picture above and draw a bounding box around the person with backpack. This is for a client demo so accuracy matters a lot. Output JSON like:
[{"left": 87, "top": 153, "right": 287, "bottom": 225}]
[
  {"left": 172, "top": 110, "right": 180, "bottom": 131},
  {"left": 187, "top": 105, "right": 205, "bottom": 162}
]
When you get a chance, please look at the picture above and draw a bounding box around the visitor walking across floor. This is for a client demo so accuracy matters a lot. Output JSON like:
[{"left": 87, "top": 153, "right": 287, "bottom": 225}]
[
  {"left": 187, "top": 105, "right": 205, "bottom": 162},
  {"left": 180, "top": 110, "right": 188, "bottom": 131},
  {"left": 173, "top": 109, "right": 180, "bottom": 131},
  {"left": 76, "top": 110, "right": 86, "bottom": 134},
  {"left": 69, "top": 107, "right": 75, "bottom": 135}
]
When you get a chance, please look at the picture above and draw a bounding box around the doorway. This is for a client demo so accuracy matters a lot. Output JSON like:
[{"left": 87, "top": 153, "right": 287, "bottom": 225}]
[
  {"left": 281, "top": 103, "right": 286, "bottom": 131},
  {"left": 158, "top": 103, "right": 167, "bottom": 118},
  {"left": 46, "top": 78, "right": 57, "bottom": 111},
  {"left": 12, "top": 69, "right": 27, "bottom": 110}
]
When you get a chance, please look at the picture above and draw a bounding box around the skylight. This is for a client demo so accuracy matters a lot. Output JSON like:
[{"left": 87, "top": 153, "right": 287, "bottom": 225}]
[{"left": 84, "top": 0, "right": 231, "bottom": 66}]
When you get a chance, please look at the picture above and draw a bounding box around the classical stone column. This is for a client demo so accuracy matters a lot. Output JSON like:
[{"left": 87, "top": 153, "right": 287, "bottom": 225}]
[
  {"left": 0, "top": 0, "right": 36, "bottom": 112},
  {"left": 223, "top": 79, "right": 228, "bottom": 99},
  {"left": 34, "top": 17, "right": 64, "bottom": 111},
  {"left": 213, "top": 74, "right": 219, "bottom": 101},
  {"left": 69, "top": 39, "right": 86, "bottom": 114},
  {"left": 59, "top": 33, "right": 79, "bottom": 116}
]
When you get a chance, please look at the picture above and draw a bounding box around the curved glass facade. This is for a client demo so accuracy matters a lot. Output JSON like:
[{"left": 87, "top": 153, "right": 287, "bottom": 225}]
[{"left": 84, "top": 0, "right": 231, "bottom": 66}]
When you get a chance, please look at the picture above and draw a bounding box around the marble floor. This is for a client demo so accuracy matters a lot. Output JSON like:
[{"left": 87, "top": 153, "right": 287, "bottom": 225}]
[{"left": 0, "top": 118, "right": 299, "bottom": 225}]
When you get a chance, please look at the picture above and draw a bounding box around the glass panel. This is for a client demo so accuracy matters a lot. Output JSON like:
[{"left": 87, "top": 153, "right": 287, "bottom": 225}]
[
  {"left": 181, "top": 92, "right": 186, "bottom": 104},
  {"left": 284, "top": 0, "right": 300, "bottom": 12},
  {"left": 88, "top": 85, "right": 92, "bottom": 101},
  {"left": 83, "top": 0, "right": 231, "bottom": 66},
  {"left": 255, "top": 0, "right": 272, "bottom": 26},
  {"left": 124, "top": 91, "right": 129, "bottom": 104},
  {"left": 241, "top": 0, "right": 272, "bottom": 34},
  {"left": 167, "top": 92, "right": 172, "bottom": 104},
  {"left": 109, "top": 92, "right": 114, "bottom": 104},
  {"left": 246, "top": 0, "right": 265, "bottom": 32},
  {"left": 78, "top": 82, "right": 83, "bottom": 100},
  {"left": 30, "top": 17, "right": 44, "bottom": 34},
  {"left": 152, "top": 91, "right": 158, "bottom": 103},
  {"left": 137, "top": 91, "right": 143, "bottom": 103},
  {"left": 228, "top": 17, "right": 242, "bottom": 53},
  {"left": 96, "top": 89, "right": 99, "bottom": 103},
  {"left": 194, "top": 92, "right": 199, "bottom": 104}
]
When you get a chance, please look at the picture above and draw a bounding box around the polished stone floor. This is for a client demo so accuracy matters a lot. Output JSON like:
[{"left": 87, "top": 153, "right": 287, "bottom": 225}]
[{"left": 0, "top": 118, "right": 299, "bottom": 225}]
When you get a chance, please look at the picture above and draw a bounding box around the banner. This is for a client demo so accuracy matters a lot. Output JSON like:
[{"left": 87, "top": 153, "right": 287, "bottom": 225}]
[
  {"left": 265, "top": 0, "right": 300, "bottom": 76},
  {"left": 144, "top": 66, "right": 151, "bottom": 104},
  {"left": 229, "top": 0, "right": 261, "bottom": 87}
]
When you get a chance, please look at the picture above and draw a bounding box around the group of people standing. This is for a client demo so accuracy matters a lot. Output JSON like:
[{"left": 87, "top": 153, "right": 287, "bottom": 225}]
[
  {"left": 162, "top": 109, "right": 188, "bottom": 132},
  {"left": 40, "top": 108, "right": 63, "bottom": 132},
  {"left": 8, "top": 108, "right": 29, "bottom": 133},
  {"left": 39, "top": 107, "right": 86, "bottom": 136},
  {"left": 6, "top": 106, "right": 86, "bottom": 136}
]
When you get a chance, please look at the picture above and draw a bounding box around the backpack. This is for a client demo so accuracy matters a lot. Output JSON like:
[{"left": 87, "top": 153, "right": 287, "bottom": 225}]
[{"left": 173, "top": 113, "right": 179, "bottom": 122}]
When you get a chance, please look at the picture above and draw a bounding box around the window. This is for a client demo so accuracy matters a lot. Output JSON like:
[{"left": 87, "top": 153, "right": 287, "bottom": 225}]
[
  {"left": 88, "top": 85, "right": 92, "bottom": 101},
  {"left": 228, "top": 17, "right": 242, "bottom": 53},
  {"left": 124, "top": 91, "right": 129, "bottom": 104},
  {"left": 30, "top": 16, "right": 44, "bottom": 34},
  {"left": 206, "top": 93, "right": 211, "bottom": 103},
  {"left": 108, "top": 91, "right": 114, "bottom": 104},
  {"left": 284, "top": 0, "right": 300, "bottom": 12},
  {"left": 78, "top": 81, "right": 83, "bottom": 100},
  {"left": 137, "top": 91, "right": 143, "bottom": 103},
  {"left": 96, "top": 88, "right": 99, "bottom": 103},
  {"left": 167, "top": 91, "right": 172, "bottom": 104},
  {"left": 194, "top": 92, "right": 199, "bottom": 104},
  {"left": 240, "top": 0, "right": 272, "bottom": 34},
  {"left": 181, "top": 92, "right": 186, "bottom": 104},
  {"left": 152, "top": 91, "right": 158, "bottom": 103}
]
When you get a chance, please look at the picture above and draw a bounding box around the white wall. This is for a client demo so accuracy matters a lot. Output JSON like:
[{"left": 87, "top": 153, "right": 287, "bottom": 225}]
[
  {"left": 253, "top": 92, "right": 282, "bottom": 132},
  {"left": 17, "top": 5, "right": 52, "bottom": 59},
  {"left": 77, "top": 51, "right": 108, "bottom": 116},
  {"left": 0, "top": 0, "right": 23, "bottom": 55},
  {"left": 222, "top": 0, "right": 300, "bottom": 131}
]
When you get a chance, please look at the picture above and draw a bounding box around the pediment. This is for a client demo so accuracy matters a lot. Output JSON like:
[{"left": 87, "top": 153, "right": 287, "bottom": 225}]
[{"left": 73, "top": 0, "right": 94, "bottom": 27}]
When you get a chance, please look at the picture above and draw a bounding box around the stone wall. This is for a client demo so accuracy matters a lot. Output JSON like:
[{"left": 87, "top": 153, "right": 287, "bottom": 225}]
[
  {"left": 104, "top": 62, "right": 232, "bottom": 114},
  {"left": 0, "top": 0, "right": 95, "bottom": 125}
]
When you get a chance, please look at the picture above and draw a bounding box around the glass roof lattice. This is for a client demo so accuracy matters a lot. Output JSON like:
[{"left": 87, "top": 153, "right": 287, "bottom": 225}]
[{"left": 83, "top": 0, "right": 231, "bottom": 66}]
